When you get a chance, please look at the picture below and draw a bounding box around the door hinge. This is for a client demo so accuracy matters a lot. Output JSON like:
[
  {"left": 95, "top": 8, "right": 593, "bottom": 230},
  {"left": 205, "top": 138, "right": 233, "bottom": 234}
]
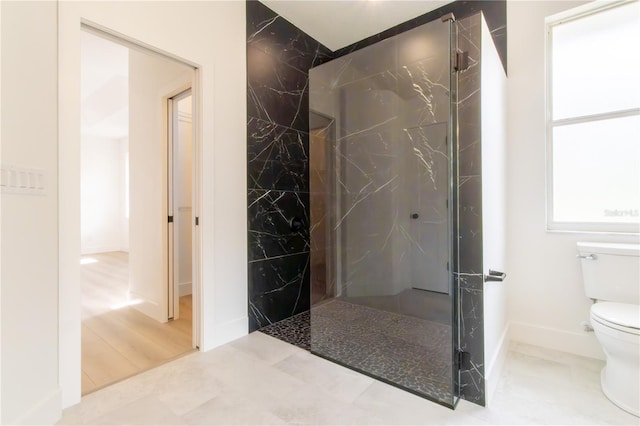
[
  {"left": 195, "top": 217, "right": 199, "bottom": 226},
  {"left": 456, "top": 348, "right": 472, "bottom": 370},
  {"left": 454, "top": 50, "right": 470, "bottom": 72},
  {"left": 168, "top": 215, "right": 174, "bottom": 223}
]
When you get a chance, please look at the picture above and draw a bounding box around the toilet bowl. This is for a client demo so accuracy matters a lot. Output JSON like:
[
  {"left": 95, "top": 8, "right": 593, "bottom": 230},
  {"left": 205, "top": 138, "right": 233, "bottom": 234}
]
[
  {"left": 578, "top": 242, "right": 640, "bottom": 417},
  {"left": 590, "top": 302, "right": 640, "bottom": 417}
]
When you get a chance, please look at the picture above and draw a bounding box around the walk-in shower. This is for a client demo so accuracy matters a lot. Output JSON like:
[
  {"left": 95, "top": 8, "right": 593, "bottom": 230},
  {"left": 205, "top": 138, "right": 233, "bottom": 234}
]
[
  {"left": 309, "top": 16, "right": 459, "bottom": 407},
  {"left": 253, "top": 3, "right": 507, "bottom": 407}
]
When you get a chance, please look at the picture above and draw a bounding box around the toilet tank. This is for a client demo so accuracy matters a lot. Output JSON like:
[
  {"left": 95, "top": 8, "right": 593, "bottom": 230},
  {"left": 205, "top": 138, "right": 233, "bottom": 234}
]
[{"left": 577, "top": 242, "right": 640, "bottom": 304}]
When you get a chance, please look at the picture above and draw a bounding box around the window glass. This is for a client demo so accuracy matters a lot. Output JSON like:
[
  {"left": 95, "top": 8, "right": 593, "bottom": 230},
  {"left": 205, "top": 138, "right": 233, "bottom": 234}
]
[
  {"left": 552, "top": 115, "right": 640, "bottom": 224},
  {"left": 548, "top": 2, "right": 640, "bottom": 232},
  {"left": 552, "top": 2, "right": 640, "bottom": 120}
]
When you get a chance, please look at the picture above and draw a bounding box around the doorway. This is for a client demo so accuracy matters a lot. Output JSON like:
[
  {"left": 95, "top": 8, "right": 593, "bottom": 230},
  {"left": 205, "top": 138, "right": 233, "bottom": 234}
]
[
  {"left": 168, "top": 89, "right": 194, "bottom": 321},
  {"left": 79, "top": 28, "right": 198, "bottom": 395}
]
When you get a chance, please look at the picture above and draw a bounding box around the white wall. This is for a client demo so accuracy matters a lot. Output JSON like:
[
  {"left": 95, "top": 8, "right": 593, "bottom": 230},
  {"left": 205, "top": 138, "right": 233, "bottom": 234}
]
[
  {"left": 81, "top": 135, "right": 128, "bottom": 254},
  {"left": 1, "top": 2, "right": 61, "bottom": 424},
  {"left": 506, "top": 0, "right": 640, "bottom": 360},
  {"left": 480, "top": 15, "right": 508, "bottom": 405},
  {"left": 0, "top": 2, "right": 3, "bottom": 420},
  {"left": 128, "top": 48, "right": 192, "bottom": 323},
  {"left": 59, "top": 1, "right": 247, "bottom": 410}
]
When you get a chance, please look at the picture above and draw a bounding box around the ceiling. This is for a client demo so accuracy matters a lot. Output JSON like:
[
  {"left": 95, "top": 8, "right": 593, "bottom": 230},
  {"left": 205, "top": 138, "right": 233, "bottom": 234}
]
[{"left": 261, "top": 0, "right": 453, "bottom": 51}]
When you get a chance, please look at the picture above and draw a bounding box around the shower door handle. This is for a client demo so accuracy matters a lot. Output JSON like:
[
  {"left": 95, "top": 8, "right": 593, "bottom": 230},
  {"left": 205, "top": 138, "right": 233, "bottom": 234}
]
[{"left": 484, "top": 269, "right": 506, "bottom": 282}]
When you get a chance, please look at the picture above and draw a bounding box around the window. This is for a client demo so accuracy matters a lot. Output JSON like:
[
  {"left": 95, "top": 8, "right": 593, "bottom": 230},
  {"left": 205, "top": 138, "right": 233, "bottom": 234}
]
[{"left": 546, "top": 1, "right": 640, "bottom": 233}]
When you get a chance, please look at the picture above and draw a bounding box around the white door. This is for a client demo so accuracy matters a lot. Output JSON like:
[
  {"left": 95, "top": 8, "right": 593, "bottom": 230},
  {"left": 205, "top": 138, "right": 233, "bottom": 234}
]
[
  {"left": 407, "top": 122, "right": 450, "bottom": 294},
  {"left": 168, "top": 90, "right": 193, "bottom": 319},
  {"left": 127, "top": 48, "right": 194, "bottom": 323}
]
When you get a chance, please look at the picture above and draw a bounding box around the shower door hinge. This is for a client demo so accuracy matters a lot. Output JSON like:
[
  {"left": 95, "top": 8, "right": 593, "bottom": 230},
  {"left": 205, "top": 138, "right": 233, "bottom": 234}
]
[
  {"left": 168, "top": 215, "right": 174, "bottom": 223},
  {"left": 456, "top": 349, "right": 472, "bottom": 370},
  {"left": 454, "top": 50, "right": 470, "bottom": 72},
  {"left": 195, "top": 216, "right": 199, "bottom": 226}
]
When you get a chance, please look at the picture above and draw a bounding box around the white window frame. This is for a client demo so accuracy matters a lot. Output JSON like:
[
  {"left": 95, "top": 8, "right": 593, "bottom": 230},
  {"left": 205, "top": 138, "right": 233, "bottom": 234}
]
[{"left": 545, "top": 0, "right": 640, "bottom": 234}]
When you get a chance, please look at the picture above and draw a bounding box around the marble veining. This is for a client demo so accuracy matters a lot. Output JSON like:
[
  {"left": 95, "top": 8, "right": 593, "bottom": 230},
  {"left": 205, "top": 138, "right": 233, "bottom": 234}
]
[
  {"left": 248, "top": 117, "right": 309, "bottom": 192},
  {"left": 247, "top": 46, "right": 310, "bottom": 130},
  {"left": 456, "top": 13, "right": 486, "bottom": 405},
  {"left": 248, "top": 0, "right": 499, "bottom": 407},
  {"left": 309, "top": 15, "right": 458, "bottom": 407},
  {"left": 306, "top": 9, "right": 496, "bottom": 408},
  {"left": 248, "top": 189, "right": 310, "bottom": 261},
  {"left": 247, "top": 0, "right": 333, "bottom": 332},
  {"left": 247, "top": 4, "right": 333, "bottom": 73},
  {"left": 248, "top": 252, "right": 310, "bottom": 331}
]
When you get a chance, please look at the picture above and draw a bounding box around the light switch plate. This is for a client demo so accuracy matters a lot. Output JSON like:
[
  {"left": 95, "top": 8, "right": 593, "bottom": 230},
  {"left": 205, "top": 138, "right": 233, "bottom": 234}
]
[{"left": 1, "top": 164, "right": 46, "bottom": 195}]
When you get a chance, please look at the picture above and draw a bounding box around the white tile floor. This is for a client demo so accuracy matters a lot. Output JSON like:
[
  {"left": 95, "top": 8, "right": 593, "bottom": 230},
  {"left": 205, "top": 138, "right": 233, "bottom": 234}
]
[{"left": 58, "top": 332, "right": 639, "bottom": 425}]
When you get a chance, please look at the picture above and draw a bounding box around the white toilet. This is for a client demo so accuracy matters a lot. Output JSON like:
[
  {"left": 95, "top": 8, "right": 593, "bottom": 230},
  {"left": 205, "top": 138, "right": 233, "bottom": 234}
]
[{"left": 577, "top": 242, "right": 640, "bottom": 417}]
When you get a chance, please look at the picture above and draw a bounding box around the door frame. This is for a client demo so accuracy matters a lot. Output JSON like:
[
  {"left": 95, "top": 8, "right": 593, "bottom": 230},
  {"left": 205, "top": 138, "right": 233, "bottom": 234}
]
[
  {"left": 166, "top": 87, "right": 194, "bottom": 325},
  {"left": 62, "top": 21, "right": 203, "bottom": 405}
]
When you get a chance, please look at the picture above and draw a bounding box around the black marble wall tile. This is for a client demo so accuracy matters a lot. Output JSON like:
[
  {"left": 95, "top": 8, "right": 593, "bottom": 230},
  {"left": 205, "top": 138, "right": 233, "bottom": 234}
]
[
  {"left": 458, "top": 176, "right": 483, "bottom": 275},
  {"left": 459, "top": 136, "right": 481, "bottom": 177},
  {"left": 247, "top": 0, "right": 499, "bottom": 407},
  {"left": 456, "top": 273, "right": 484, "bottom": 291},
  {"left": 334, "top": 0, "right": 507, "bottom": 74},
  {"left": 247, "top": 0, "right": 333, "bottom": 72},
  {"left": 458, "top": 286, "right": 485, "bottom": 404},
  {"left": 248, "top": 189, "right": 310, "bottom": 261},
  {"left": 457, "top": 13, "right": 485, "bottom": 407},
  {"left": 247, "top": 0, "right": 333, "bottom": 333},
  {"left": 248, "top": 117, "right": 309, "bottom": 192},
  {"left": 247, "top": 46, "right": 309, "bottom": 130},
  {"left": 248, "top": 253, "right": 310, "bottom": 331}
]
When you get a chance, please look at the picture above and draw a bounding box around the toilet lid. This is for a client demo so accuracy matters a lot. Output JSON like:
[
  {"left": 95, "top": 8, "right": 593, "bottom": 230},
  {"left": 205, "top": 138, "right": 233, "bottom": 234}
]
[{"left": 591, "top": 302, "right": 640, "bottom": 332}]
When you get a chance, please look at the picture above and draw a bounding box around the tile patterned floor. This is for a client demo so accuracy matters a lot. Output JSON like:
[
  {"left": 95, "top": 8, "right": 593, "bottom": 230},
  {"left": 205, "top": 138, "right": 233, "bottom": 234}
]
[
  {"left": 260, "top": 299, "right": 452, "bottom": 403},
  {"left": 260, "top": 310, "right": 310, "bottom": 350},
  {"left": 58, "top": 334, "right": 640, "bottom": 425},
  {"left": 312, "top": 299, "right": 453, "bottom": 403}
]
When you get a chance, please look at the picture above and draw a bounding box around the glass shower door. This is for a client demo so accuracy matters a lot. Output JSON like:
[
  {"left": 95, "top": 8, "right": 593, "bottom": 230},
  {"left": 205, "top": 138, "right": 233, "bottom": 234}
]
[{"left": 309, "top": 16, "right": 457, "bottom": 407}]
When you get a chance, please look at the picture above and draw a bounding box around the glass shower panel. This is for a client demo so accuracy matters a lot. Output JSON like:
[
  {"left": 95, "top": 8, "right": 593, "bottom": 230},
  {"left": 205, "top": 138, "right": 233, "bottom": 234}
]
[
  {"left": 407, "top": 122, "right": 449, "bottom": 295},
  {"left": 309, "top": 17, "right": 456, "bottom": 406}
]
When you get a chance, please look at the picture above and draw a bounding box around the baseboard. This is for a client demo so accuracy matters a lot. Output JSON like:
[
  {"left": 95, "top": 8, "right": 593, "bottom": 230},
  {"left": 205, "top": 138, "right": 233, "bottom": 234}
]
[
  {"left": 11, "top": 387, "right": 62, "bottom": 425},
  {"left": 203, "top": 316, "right": 248, "bottom": 351},
  {"left": 179, "top": 281, "right": 192, "bottom": 296},
  {"left": 484, "top": 323, "right": 510, "bottom": 407},
  {"left": 509, "top": 320, "right": 605, "bottom": 360}
]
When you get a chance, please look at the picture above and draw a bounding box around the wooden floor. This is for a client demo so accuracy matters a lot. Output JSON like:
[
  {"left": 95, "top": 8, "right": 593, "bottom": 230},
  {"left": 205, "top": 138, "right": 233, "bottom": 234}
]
[{"left": 81, "top": 252, "right": 194, "bottom": 395}]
